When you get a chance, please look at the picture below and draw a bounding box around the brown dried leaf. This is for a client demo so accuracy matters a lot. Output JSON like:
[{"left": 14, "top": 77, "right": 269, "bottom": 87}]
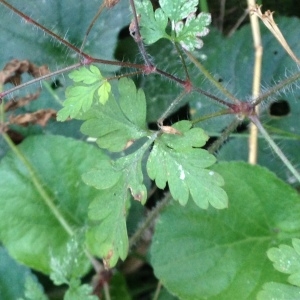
[
  {"left": 4, "top": 90, "right": 40, "bottom": 111},
  {"left": 9, "top": 109, "right": 56, "bottom": 127},
  {"left": 104, "top": 0, "right": 120, "bottom": 8},
  {"left": 0, "top": 59, "right": 49, "bottom": 86}
]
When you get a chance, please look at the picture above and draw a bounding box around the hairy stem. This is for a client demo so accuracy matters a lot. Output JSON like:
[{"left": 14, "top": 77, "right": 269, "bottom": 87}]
[
  {"left": 0, "top": 63, "right": 81, "bottom": 100},
  {"left": 192, "top": 109, "right": 231, "bottom": 125},
  {"left": 208, "top": 118, "right": 242, "bottom": 154},
  {"left": 80, "top": 2, "right": 106, "bottom": 53},
  {"left": 253, "top": 70, "right": 300, "bottom": 105},
  {"left": 250, "top": 115, "right": 300, "bottom": 183},
  {"left": 129, "top": 194, "right": 171, "bottom": 249},
  {"left": 184, "top": 50, "right": 240, "bottom": 104},
  {"left": 158, "top": 90, "right": 188, "bottom": 124}
]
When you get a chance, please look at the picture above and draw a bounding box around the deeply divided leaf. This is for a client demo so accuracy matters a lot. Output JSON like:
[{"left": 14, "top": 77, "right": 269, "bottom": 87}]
[
  {"left": 147, "top": 121, "right": 227, "bottom": 209},
  {"left": 57, "top": 66, "right": 111, "bottom": 121},
  {"left": 80, "top": 77, "right": 148, "bottom": 152},
  {"left": 135, "top": 0, "right": 211, "bottom": 50},
  {"left": 267, "top": 238, "right": 300, "bottom": 287}
]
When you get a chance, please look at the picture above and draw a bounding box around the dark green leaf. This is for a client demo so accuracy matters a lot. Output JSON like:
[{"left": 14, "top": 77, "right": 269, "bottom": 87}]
[
  {"left": 18, "top": 276, "right": 48, "bottom": 300},
  {"left": 151, "top": 162, "right": 300, "bottom": 299},
  {"left": 0, "top": 247, "right": 36, "bottom": 300}
]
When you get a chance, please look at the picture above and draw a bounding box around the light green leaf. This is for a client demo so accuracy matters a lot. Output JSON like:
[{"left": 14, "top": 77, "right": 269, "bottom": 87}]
[
  {"left": 151, "top": 162, "right": 300, "bottom": 299},
  {"left": 147, "top": 121, "right": 227, "bottom": 209},
  {"left": 80, "top": 77, "right": 148, "bottom": 152},
  {"left": 174, "top": 12, "right": 211, "bottom": 51},
  {"left": 50, "top": 235, "right": 89, "bottom": 286},
  {"left": 0, "top": 135, "right": 106, "bottom": 274},
  {"left": 57, "top": 66, "right": 111, "bottom": 121},
  {"left": 257, "top": 282, "right": 300, "bottom": 300},
  {"left": 18, "top": 276, "right": 48, "bottom": 300},
  {"left": 267, "top": 238, "right": 300, "bottom": 287},
  {"left": 98, "top": 80, "right": 111, "bottom": 104}
]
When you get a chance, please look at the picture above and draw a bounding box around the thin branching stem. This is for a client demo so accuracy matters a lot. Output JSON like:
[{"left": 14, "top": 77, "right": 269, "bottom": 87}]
[
  {"left": 129, "top": 194, "right": 171, "bottom": 249},
  {"left": 80, "top": 2, "right": 106, "bottom": 53},
  {"left": 253, "top": 70, "right": 300, "bottom": 105},
  {"left": 250, "top": 115, "right": 300, "bottom": 183},
  {"left": 208, "top": 118, "right": 242, "bottom": 154},
  {"left": 129, "top": 0, "right": 154, "bottom": 67},
  {"left": 174, "top": 43, "right": 190, "bottom": 80},
  {"left": 0, "top": 62, "right": 82, "bottom": 99},
  {"left": 158, "top": 90, "right": 188, "bottom": 124},
  {"left": 192, "top": 109, "right": 231, "bottom": 125},
  {"left": 184, "top": 50, "right": 240, "bottom": 104}
]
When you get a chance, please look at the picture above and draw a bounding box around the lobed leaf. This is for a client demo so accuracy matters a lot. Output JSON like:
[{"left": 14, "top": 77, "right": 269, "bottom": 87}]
[
  {"left": 57, "top": 66, "right": 111, "bottom": 121},
  {"left": 80, "top": 77, "right": 148, "bottom": 152},
  {"left": 18, "top": 276, "right": 48, "bottom": 300},
  {"left": 257, "top": 282, "right": 300, "bottom": 300},
  {"left": 134, "top": 0, "right": 211, "bottom": 50},
  {"left": 147, "top": 121, "right": 227, "bottom": 209},
  {"left": 267, "top": 238, "right": 300, "bottom": 287}
]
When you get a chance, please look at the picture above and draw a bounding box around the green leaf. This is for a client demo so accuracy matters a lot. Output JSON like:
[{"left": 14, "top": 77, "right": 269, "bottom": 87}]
[
  {"left": 80, "top": 77, "right": 148, "bottom": 152},
  {"left": 18, "top": 276, "right": 48, "bottom": 300},
  {"left": 50, "top": 235, "right": 89, "bottom": 286},
  {"left": 147, "top": 121, "right": 227, "bottom": 209},
  {"left": 151, "top": 162, "right": 300, "bottom": 299},
  {"left": 86, "top": 182, "right": 130, "bottom": 268},
  {"left": 83, "top": 137, "right": 154, "bottom": 267},
  {"left": 57, "top": 66, "right": 111, "bottom": 121},
  {"left": 267, "top": 238, "right": 300, "bottom": 287},
  {"left": 64, "top": 280, "right": 97, "bottom": 300},
  {"left": 134, "top": 0, "right": 169, "bottom": 44},
  {"left": 257, "top": 282, "right": 300, "bottom": 300},
  {"left": 0, "top": 135, "right": 106, "bottom": 274},
  {"left": 174, "top": 12, "right": 211, "bottom": 51},
  {"left": 134, "top": 0, "right": 211, "bottom": 50},
  {"left": 109, "top": 272, "right": 131, "bottom": 300},
  {"left": 0, "top": 247, "right": 36, "bottom": 300}
]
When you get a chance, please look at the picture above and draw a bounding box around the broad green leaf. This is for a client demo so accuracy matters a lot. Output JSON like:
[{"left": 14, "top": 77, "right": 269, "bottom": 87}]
[
  {"left": 18, "top": 276, "right": 48, "bottom": 300},
  {"left": 151, "top": 162, "right": 300, "bottom": 299},
  {"left": 257, "top": 282, "right": 300, "bottom": 300},
  {"left": 80, "top": 77, "right": 148, "bottom": 152},
  {"left": 64, "top": 280, "right": 97, "bottom": 300},
  {"left": 267, "top": 238, "right": 300, "bottom": 287},
  {"left": 0, "top": 135, "right": 106, "bottom": 274},
  {"left": 0, "top": 247, "right": 36, "bottom": 300},
  {"left": 147, "top": 121, "right": 227, "bottom": 209},
  {"left": 57, "top": 66, "right": 111, "bottom": 121},
  {"left": 50, "top": 235, "right": 89, "bottom": 286},
  {"left": 134, "top": 0, "right": 211, "bottom": 50}
]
